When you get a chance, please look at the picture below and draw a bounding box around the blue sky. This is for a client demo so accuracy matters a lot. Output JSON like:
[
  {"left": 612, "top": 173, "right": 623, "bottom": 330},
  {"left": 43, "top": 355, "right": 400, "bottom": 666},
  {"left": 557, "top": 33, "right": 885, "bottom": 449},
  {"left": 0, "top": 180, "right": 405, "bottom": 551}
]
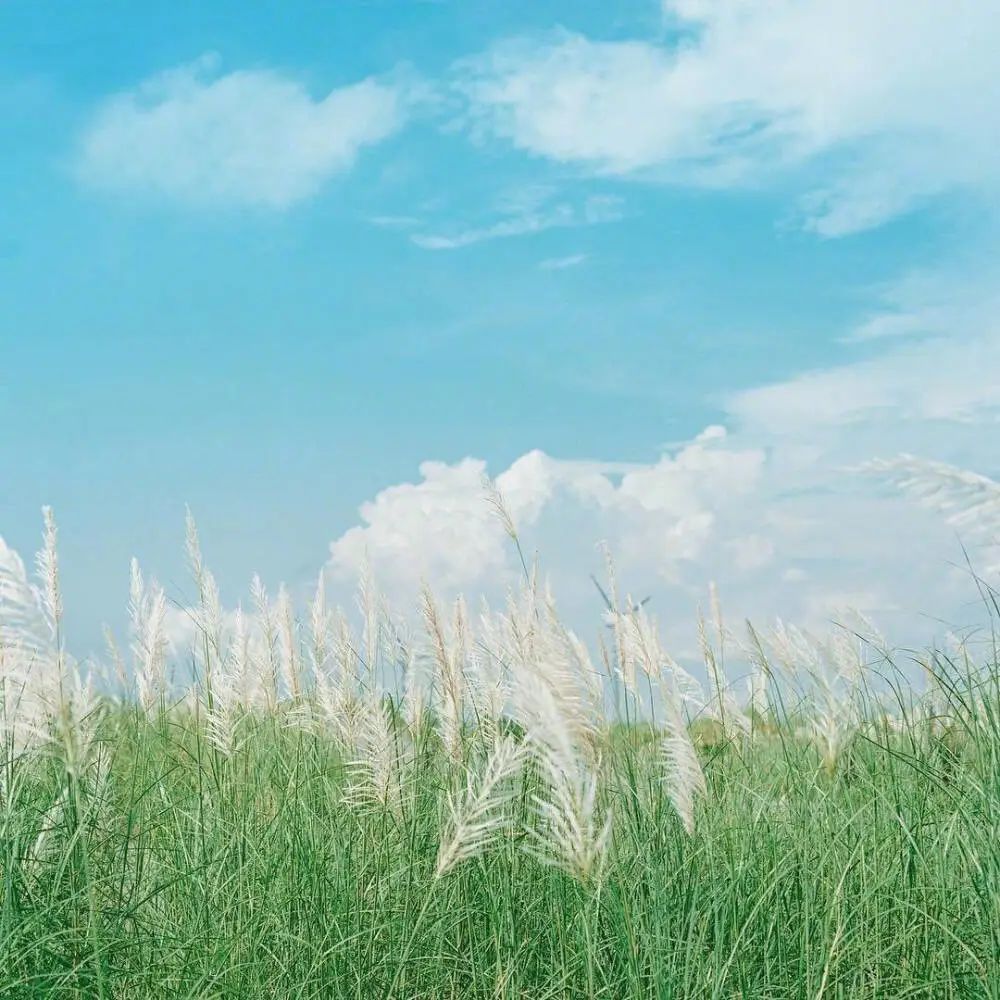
[{"left": 2, "top": 0, "right": 999, "bottom": 654}]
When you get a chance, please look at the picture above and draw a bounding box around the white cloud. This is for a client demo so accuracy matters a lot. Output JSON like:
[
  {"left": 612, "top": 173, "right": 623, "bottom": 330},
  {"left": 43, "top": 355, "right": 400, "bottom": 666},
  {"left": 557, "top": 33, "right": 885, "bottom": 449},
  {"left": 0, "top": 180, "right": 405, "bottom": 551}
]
[
  {"left": 412, "top": 192, "right": 622, "bottom": 250},
  {"left": 327, "top": 437, "right": 769, "bottom": 593},
  {"left": 78, "top": 55, "right": 404, "bottom": 208},
  {"left": 539, "top": 253, "right": 588, "bottom": 270},
  {"left": 326, "top": 430, "right": 984, "bottom": 649},
  {"left": 369, "top": 214, "right": 421, "bottom": 230},
  {"left": 455, "top": 2, "right": 1000, "bottom": 234},
  {"left": 329, "top": 457, "right": 508, "bottom": 592},
  {"left": 325, "top": 246, "right": 1000, "bottom": 648},
  {"left": 326, "top": 434, "right": 846, "bottom": 638},
  {"left": 846, "top": 263, "right": 1000, "bottom": 344},
  {"left": 727, "top": 534, "right": 775, "bottom": 572},
  {"left": 732, "top": 341, "right": 1000, "bottom": 439}
]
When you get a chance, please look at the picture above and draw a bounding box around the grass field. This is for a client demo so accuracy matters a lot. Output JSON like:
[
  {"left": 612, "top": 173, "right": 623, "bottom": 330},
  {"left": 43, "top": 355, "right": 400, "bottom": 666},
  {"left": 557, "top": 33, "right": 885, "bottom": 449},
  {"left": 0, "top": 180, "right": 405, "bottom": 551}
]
[{"left": 2, "top": 506, "right": 1000, "bottom": 998}]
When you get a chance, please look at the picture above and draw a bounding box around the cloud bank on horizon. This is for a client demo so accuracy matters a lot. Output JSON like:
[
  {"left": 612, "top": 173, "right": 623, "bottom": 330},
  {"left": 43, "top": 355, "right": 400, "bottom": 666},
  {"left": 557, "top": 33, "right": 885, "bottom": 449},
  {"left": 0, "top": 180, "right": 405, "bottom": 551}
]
[{"left": 322, "top": 393, "right": 993, "bottom": 650}]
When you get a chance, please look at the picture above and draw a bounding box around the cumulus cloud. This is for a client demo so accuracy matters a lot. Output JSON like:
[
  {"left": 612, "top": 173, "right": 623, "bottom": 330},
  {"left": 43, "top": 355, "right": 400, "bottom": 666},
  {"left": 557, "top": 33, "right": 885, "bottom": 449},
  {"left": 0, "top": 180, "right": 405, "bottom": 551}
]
[
  {"left": 77, "top": 55, "right": 405, "bottom": 207},
  {"left": 325, "top": 433, "right": 983, "bottom": 653},
  {"left": 455, "top": 0, "right": 1000, "bottom": 234},
  {"left": 329, "top": 457, "right": 511, "bottom": 592},
  {"left": 327, "top": 432, "right": 768, "bottom": 597},
  {"left": 324, "top": 423, "right": 942, "bottom": 645}
]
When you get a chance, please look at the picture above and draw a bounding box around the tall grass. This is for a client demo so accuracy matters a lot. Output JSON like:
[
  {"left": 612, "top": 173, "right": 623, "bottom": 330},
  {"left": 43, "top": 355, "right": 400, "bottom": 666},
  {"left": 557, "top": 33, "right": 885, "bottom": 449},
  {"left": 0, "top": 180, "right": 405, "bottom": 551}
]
[{"left": 2, "top": 468, "right": 1000, "bottom": 998}]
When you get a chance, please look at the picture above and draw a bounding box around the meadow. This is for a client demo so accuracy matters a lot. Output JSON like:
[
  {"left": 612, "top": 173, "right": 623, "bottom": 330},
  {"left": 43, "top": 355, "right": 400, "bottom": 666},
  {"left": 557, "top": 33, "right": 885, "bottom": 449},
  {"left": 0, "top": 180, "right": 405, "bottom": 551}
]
[{"left": 2, "top": 475, "right": 1000, "bottom": 998}]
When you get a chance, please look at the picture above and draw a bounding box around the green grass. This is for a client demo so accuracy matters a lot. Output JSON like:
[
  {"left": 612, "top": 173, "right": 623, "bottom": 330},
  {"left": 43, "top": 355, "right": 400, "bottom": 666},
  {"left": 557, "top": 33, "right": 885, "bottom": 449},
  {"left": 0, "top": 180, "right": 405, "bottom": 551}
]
[{"left": 3, "top": 681, "right": 999, "bottom": 1000}]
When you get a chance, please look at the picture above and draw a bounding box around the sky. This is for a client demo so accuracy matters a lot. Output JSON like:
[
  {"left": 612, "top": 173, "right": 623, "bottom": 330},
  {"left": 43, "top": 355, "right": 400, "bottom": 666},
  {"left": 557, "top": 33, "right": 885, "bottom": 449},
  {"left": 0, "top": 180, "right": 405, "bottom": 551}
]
[{"left": 2, "top": 0, "right": 1000, "bottom": 659}]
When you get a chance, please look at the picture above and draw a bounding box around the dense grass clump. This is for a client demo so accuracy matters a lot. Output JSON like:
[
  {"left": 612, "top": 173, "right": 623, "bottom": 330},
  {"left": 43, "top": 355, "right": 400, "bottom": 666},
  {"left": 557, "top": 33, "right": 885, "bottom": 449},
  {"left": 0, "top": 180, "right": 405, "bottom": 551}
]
[{"left": 2, "top": 683, "right": 1000, "bottom": 999}]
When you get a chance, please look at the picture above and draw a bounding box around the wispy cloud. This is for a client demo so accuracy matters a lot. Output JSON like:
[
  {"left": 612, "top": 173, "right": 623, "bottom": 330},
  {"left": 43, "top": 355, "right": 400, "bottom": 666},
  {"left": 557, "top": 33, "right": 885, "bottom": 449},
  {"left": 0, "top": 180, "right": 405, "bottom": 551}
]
[
  {"left": 454, "top": 1, "right": 1000, "bottom": 235},
  {"left": 412, "top": 193, "right": 622, "bottom": 250},
  {"left": 539, "top": 253, "right": 588, "bottom": 270},
  {"left": 77, "top": 54, "right": 406, "bottom": 208},
  {"left": 369, "top": 214, "right": 421, "bottom": 230}
]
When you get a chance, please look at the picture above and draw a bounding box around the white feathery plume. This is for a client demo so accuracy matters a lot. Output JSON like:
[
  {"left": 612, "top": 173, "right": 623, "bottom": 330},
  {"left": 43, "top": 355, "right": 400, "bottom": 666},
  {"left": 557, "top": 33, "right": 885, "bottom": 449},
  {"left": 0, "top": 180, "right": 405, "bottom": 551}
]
[
  {"left": 698, "top": 589, "right": 750, "bottom": 739},
  {"left": 1, "top": 536, "right": 55, "bottom": 750},
  {"left": 421, "top": 586, "right": 464, "bottom": 762},
  {"left": 599, "top": 543, "right": 633, "bottom": 697},
  {"left": 129, "top": 558, "right": 169, "bottom": 714},
  {"left": 708, "top": 581, "right": 734, "bottom": 715},
  {"left": 660, "top": 679, "right": 707, "bottom": 836},
  {"left": 743, "top": 620, "right": 771, "bottom": 722},
  {"left": 764, "top": 619, "right": 867, "bottom": 772},
  {"left": 102, "top": 625, "right": 128, "bottom": 696},
  {"left": 48, "top": 659, "right": 100, "bottom": 781},
  {"left": 467, "top": 606, "right": 510, "bottom": 749},
  {"left": 708, "top": 582, "right": 724, "bottom": 649},
  {"left": 864, "top": 454, "right": 1000, "bottom": 573},
  {"left": 699, "top": 606, "right": 727, "bottom": 732},
  {"left": 501, "top": 579, "right": 540, "bottom": 668},
  {"left": 205, "top": 604, "right": 255, "bottom": 755},
  {"left": 196, "top": 568, "right": 224, "bottom": 699},
  {"left": 452, "top": 595, "right": 473, "bottom": 730},
  {"left": 402, "top": 644, "right": 426, "bottom": 736},
  {"left": 435, "top": 735, "right": 525, "bottom": 877},
  {"left": 394, "top": 623, "right": 426, "bottom": 735},
  {"left": 333, "top": 608, "right": 360, "bottom": 695},
  {"left": 482, "top": 474, "right": 531, "bottom": 581},
  {"left": 20, "top": 509, "right": 101, "bottom": 773},
  {"left": 276, "top": 584, "right": 302, "bottom": 701},
  {"left": 482, "top": 475, "right": 518, "bottom": 543},
  {"left": 618, "top": 606, "right": 669, "bottom": 717},
  {"left": 0, "top": 536, "right": 51, "bottom": 664},
  {"left": 618, "top": 606, "right": 707, "bottom": 724},
  {"left": 514, "top": 667, "right": 611, "bottom": 883},
  {"left": 310, "top": 609, "right": 364, "bottom": 748},
  {"left": 504, "top": 594, "right": 602, "bottom": 755},
  {"left": 542, "top": 586, "right": 603, "bottom": 715},
  {"left": 453, "top": 595, "right": 470, "bottom": 669},
  {"left": 184, "top": 506, "right": 205, "bottom": 590},
  {"left": 200, "top": 569, "right": 223, "bottom": 655},
  {"left": 493, "top": 585, "right": 602, "bottom": 757},
  {"left": 314, "top": 669, "right": 363, "bottom": 749},
  {"left": 307, "top": 572, "right": 331, "bottom": 684},
  {"left": 205, "top": 655, "right": 240, "bottom": 756},
  {"left": 357, "top": 559, "right": 382, "bottom": 686},
  {"left": 615, "top": 607, "right": 707, "bottom": 832},
  {"left": 344, "top": 694, "right": 404, "bottom": 819},
  {"left": 473, "top": 599, "right": 511, "bottom": 725},
  {"left": 250, "top": 574, "right": 278, "bottom": 711},
  {"left": 183, "top": 509, "right": 226, "bottom": 702},
  {"left": 227, "top": 605, "right": 253, "bottom": 705},
  {"left": 36, "top": 506, "right": 62, "bottom": 641}
]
